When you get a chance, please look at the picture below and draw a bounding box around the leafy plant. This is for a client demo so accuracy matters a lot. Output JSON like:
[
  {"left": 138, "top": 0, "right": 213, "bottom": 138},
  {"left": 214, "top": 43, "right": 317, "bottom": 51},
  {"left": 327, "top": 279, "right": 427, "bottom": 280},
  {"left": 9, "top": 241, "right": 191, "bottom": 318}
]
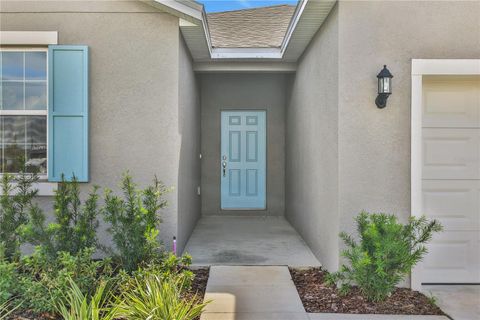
[
  {"left": 102, "top": 173, "right": 169, "bottom": 272},
  {"left": 55, "top": 277, "right": 118, "bottom": 320},
  {"left": 129, "top": 253, "right": 194, "bottom": 291},
  {"left": 0, "top": 299, "right": 21, "bottom": 320},
  {"left": 114, "top": 272, "right": 209, "bottom": 320},
  {"left": 18, "top": 247, "right": 113, "bottom": 313},
  {"left": 0, "top": 169, "right": 39, "bottom": 260},
  {"left": 326, "top": 211, "right": 442, "bottom": 302},
  {"left": 0, "top": 244, "right": 18, "bottom": 305},
  {"left": 20, "top": 175, "right": 100, "bottom": 259}
]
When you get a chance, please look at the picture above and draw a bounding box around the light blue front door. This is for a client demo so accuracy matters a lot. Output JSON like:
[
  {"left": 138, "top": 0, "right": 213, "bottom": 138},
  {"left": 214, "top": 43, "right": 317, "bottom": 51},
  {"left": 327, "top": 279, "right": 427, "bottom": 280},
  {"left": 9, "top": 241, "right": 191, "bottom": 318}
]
[{"left": 221, "top": 111, "right": 266, "bottom": 210}]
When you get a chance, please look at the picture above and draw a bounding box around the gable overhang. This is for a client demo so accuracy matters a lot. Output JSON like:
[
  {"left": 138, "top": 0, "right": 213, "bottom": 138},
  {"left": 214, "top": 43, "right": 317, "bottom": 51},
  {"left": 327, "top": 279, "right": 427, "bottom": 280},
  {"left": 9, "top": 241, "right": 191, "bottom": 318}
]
[{"left": 145, "top": 0, "right": 336, "bottom": 63}]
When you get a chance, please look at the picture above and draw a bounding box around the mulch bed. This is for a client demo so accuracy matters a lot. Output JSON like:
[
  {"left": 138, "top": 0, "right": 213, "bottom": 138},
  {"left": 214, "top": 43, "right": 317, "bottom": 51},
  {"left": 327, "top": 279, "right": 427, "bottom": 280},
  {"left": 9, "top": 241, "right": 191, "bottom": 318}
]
[
  {"left": 184, "top": 267, "right": 210, "bottom": 303},
  {"left": 9, "top": 311, "right": 56, "bottom": 320},
  {"left": 9, "top": 267, "right": 211, "bottom": 320},
  {"left": 289, "top": 267, "right": 445, "bottom": 315}
]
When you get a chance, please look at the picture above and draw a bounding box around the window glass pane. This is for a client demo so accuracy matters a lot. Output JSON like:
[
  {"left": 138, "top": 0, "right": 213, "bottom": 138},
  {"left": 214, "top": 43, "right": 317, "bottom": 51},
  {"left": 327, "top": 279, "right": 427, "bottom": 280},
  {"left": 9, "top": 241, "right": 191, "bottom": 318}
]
[
  {"left": 3, "top": 116, "right": 26, "bottom": 144},
  {"left": 3, "top": 144, "right": 25, "bottom": 173},
  {"left": 26, "top": 116, "right": 46, "bottom": 144},
  {"left": 26, "top": 144, "right": 46, "bottom": 174},
  {"left": 25, "top": 52, "right": 46, "bottom": 80},
  {"left": 25, "top": 82, "right": 47, "bottom": 110},
  {"left": 2, "top": 82, "right": 24, "bottom": 110},
  {"left": 1, "top": 52, "right": 23, "bottom": 81}
]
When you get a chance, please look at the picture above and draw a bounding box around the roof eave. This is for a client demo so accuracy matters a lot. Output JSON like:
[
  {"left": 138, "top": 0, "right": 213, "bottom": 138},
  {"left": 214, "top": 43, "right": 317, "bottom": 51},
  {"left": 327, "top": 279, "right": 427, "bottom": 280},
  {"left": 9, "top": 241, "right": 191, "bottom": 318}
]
[{"left": 146, "top": 0, "right": 336, "bottom": 61}]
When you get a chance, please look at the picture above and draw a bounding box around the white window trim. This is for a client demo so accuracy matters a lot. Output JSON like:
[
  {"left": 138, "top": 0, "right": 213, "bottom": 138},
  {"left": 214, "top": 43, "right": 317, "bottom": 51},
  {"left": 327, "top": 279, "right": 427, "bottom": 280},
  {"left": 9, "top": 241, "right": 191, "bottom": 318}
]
[
  {"left": 410, "top": 59, "right": 480, "bottom": 291},
  {"left": 0, "top": 46, "right": 54, "bottom": 195},
  {"left": 0, "top": 31, "right": 58, "bottom": 45}
]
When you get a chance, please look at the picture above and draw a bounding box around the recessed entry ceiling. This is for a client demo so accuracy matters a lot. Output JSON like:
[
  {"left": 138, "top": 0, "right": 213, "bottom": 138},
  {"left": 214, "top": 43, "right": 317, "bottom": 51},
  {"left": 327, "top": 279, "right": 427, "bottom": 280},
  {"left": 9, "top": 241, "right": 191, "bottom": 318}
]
[{"left": 144, "top": 0, "right": 336, "bottom": 62}]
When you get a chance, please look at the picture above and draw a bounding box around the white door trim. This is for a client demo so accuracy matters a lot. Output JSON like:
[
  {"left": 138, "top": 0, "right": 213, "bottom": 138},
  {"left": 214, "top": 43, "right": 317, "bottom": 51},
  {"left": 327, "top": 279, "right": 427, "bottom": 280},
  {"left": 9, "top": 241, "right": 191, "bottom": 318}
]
[{"left": 411, "top": 59, "right": 480, "bottom": 291}]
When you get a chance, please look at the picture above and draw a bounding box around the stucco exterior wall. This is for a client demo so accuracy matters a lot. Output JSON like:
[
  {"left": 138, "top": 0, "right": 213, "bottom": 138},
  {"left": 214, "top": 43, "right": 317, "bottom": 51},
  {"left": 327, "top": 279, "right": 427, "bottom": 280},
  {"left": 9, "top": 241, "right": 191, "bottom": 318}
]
[
  {"left": 177, "top": 35, "right": 201, "bottom": 253},
  {"left": 200, "top": 73, "right": 288, "bottom": 216},
  {"left": 337, "top": 0, "right": 480, "bottom": 244},
  {"left": 286, "top": 4, "right": 339, "bottom": 271},
  {"left": 0, "top": 1, "right": 181, "bottom": 251}
]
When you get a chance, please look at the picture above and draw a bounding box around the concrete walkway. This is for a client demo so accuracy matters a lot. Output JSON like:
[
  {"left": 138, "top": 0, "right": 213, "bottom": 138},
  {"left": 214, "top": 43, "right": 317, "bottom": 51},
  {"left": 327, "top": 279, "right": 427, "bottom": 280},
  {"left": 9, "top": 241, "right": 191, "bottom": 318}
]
[
  {"left": 200, "top": 266, "right": 450, "bottom": 320},
  {"left": 201, "top": 266, "right": 308, "bottom": 320},
  {"left": 422, "top": 285, "right": 480, "bottom": 320},
  {"left": 184, "top": 216, "right": 320, "bottom": 266}
]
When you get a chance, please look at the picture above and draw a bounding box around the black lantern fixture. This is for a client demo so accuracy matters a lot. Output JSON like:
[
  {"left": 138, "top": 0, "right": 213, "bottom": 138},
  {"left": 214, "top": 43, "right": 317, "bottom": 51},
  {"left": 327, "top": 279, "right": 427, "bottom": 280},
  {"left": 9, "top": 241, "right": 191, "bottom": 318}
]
[{"left": 375, "top": 65, "right": 393, "bottom": 108}]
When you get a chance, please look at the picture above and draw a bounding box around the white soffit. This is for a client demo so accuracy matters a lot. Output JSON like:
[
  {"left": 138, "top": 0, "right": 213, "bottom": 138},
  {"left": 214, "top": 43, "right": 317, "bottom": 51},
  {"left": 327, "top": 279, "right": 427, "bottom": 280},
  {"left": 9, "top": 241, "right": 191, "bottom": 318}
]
[
  {"left": 147, "top": 0, "right": 336, "bottom": 62},
  {"left": 282, "top": 0, "right": 336, "bottom": 61}
]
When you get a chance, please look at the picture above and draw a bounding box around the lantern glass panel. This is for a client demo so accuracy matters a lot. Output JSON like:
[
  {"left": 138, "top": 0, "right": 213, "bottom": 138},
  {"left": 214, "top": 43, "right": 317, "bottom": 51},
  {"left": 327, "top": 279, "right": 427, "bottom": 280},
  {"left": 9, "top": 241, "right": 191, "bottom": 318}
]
[{"left": 383, "top": 77, "right": 391, "bottom": 93}]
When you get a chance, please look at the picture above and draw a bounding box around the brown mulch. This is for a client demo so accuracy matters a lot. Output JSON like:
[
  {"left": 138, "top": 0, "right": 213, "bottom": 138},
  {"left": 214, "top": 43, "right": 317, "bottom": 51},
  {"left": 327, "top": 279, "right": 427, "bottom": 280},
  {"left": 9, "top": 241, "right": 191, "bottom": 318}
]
[
  {"left": 289, "top": 267, "right": 445, "bottom": 315},
  {"left": 183, "top": 267, "right": 210, "bottom": 304},
  {"left": 9, "top": 310, "right": 57, "bottom": 320}
]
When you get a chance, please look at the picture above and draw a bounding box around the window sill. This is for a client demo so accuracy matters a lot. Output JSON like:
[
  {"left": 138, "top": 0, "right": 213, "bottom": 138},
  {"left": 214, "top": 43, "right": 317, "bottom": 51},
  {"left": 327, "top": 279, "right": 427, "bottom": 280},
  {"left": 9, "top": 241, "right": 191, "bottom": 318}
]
[{"left": 0, "top": 181, "right": 57, "bottom": 196}]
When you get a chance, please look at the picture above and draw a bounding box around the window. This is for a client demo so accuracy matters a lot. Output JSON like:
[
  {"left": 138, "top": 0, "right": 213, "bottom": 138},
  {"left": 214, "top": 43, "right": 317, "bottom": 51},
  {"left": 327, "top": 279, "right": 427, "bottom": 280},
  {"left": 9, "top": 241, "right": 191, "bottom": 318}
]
[{"left": 0, "top": 49, "right": 47, "bottom": 175}]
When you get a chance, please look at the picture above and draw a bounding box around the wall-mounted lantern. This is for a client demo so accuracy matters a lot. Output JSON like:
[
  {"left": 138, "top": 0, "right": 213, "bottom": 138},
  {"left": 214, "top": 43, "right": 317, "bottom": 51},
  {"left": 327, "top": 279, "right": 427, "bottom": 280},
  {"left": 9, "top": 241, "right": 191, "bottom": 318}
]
[{"left": 375, "top": 65, "right": 393, "bottom": 108}]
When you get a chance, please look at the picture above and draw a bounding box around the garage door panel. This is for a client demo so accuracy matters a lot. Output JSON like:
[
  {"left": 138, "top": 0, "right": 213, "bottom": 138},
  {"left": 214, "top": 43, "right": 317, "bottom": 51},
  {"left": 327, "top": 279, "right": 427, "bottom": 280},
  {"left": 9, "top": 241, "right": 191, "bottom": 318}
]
[
  {"left": 421, "top": 76, "right": 480, "bottom": 284},
  {"left": 422, "top": 128, "right": 480, "bottom": 179},
  {"left": 422, "top": 180, "right": 480, "bottom": 231},
  {"left": 423, "top": 77, "right": 480, "bottom": 128},
  {"left": 422, "top": 231, "right": 480, "bottom": 283}
]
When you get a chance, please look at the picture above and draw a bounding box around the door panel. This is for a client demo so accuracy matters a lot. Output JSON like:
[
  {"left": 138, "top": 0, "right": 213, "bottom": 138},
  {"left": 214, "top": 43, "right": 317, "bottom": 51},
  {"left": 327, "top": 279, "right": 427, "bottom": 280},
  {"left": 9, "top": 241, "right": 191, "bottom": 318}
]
[
  {"left": 422, "top": 128, "right": 480, "bottom": 179},
  {"left": 422, "top": 77, "right": 480, "bottom": 128},
  {"left": 421, "top": 76, "right": 480, "bottom": 283},
  {"left": 221, "top": 111, "right": 266, "bottom": 210}
]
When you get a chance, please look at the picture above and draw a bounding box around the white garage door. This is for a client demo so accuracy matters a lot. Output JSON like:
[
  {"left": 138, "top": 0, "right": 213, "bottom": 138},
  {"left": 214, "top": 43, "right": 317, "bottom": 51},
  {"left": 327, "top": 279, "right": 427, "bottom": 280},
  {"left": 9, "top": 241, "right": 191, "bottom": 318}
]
[{"left": 422, "top": 76, "right": 480, "bottom": 283}]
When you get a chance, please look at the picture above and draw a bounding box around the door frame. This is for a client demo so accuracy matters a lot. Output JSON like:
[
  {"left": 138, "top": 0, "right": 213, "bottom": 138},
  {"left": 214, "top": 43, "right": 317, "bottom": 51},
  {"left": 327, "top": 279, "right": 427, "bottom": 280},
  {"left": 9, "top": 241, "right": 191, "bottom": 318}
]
[
  {"left": 410, "top": 59, "right": 480, "bottom": 290},
  {"left": 220, "top": 109, "right": 268, "bottom": 211}
]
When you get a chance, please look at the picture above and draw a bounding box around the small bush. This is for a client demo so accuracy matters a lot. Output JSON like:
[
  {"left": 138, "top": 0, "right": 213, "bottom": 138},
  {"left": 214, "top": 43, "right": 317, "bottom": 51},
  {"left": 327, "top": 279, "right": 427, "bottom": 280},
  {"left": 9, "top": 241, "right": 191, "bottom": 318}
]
[
  {"left": 126, "top": 253, "right": 194, "bottom": 291},
  {"left": 20, "top": 176, "right": 100, "bottom": 259},
  {"left": 18, "top": 247, "right": 113, "bottom": 313},
  {"left": 327, "top": 211, "right": 442, "bottom": 302},
  {"left": 102, "top": 173, "right": 169, "bottom": 272},
  {"left": 114, "top": 272, "right": 209, "bottom": 320},
  {"left": 0, "top": 170, "right": 39, "bottom": 260}
]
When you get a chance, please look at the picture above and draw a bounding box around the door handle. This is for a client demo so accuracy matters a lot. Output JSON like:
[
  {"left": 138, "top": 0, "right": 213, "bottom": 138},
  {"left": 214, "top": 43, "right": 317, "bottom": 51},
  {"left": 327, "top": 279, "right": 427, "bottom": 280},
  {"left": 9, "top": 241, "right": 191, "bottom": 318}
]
[{"left": 222, "top": 155, "right": 227, "bottom": 177}]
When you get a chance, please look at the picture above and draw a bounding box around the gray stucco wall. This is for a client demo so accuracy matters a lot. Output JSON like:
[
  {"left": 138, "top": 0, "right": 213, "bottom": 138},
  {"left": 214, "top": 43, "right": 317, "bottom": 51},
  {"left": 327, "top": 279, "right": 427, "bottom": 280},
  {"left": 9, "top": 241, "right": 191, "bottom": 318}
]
[
  {"left": 287, "top": 1, "right": 480, "bottom": 273},
  {"left": 200, "top": 73, "right": 288, "bottom": 216},
  {"left": 286, "top": 4, "right": 339, "bottom": 271},
  {"left": 177, "top": 35, "right": 201, "bottom": 253},
  {"left": 337, "top": 0, "right": 480, "bottom": 243},
  {"left": 1, "top": 1, "right": 182, "bottom": 251}
]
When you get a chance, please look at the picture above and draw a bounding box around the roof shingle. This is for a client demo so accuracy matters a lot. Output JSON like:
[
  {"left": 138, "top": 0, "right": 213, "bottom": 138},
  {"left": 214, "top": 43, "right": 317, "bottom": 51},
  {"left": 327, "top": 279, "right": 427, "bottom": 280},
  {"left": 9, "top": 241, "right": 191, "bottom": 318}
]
[{"left": 206, "top": 5, "right": 296, "bottom": 48}]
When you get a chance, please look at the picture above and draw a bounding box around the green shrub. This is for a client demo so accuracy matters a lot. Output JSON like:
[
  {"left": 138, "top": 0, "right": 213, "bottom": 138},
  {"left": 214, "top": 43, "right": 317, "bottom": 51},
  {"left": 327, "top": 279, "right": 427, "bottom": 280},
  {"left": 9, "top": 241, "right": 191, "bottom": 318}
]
[
  {"left": 327, "top": 211, "right": 442, "bottom": 302},
  {"left": 18, "top": 247, "right": 113, "bottom": 313},
  {"left": 102, "top": 173, "right": 169, "bottom": 272},
  {"left": 20, "top": 176, "right": 100, "bottom": 259},
  {"left": 0, "top": 245, "right": 18, "bottom": 305},
  {"left": 128, "top": 253, "right": 194, "bottom": 291},
  {"left": 55, "top": 277, "right": 118, "bottom": 320},
  {"left": 0, "top": 170, "right": 39, "bottom": 260},
  {"left": 114, "top": 272, "right": 209, "bottom": 320}
]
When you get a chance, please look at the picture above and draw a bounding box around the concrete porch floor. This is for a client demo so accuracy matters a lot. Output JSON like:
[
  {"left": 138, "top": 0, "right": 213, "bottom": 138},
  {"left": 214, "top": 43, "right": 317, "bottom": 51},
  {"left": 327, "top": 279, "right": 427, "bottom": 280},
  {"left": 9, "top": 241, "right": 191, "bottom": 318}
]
[
  {"left": 422, "top": 285, "right": 480, "bottom": 320},
  {"left": 184, "top": 216, "right": 320, "bottom": 266}
]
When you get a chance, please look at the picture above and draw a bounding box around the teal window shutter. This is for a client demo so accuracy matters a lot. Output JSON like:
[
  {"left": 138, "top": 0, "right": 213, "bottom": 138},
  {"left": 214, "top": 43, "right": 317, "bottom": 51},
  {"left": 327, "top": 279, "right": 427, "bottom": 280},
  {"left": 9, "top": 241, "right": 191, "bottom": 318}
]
[{"left": 48, "top": 45, "right": 89, "bottom": 182}]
